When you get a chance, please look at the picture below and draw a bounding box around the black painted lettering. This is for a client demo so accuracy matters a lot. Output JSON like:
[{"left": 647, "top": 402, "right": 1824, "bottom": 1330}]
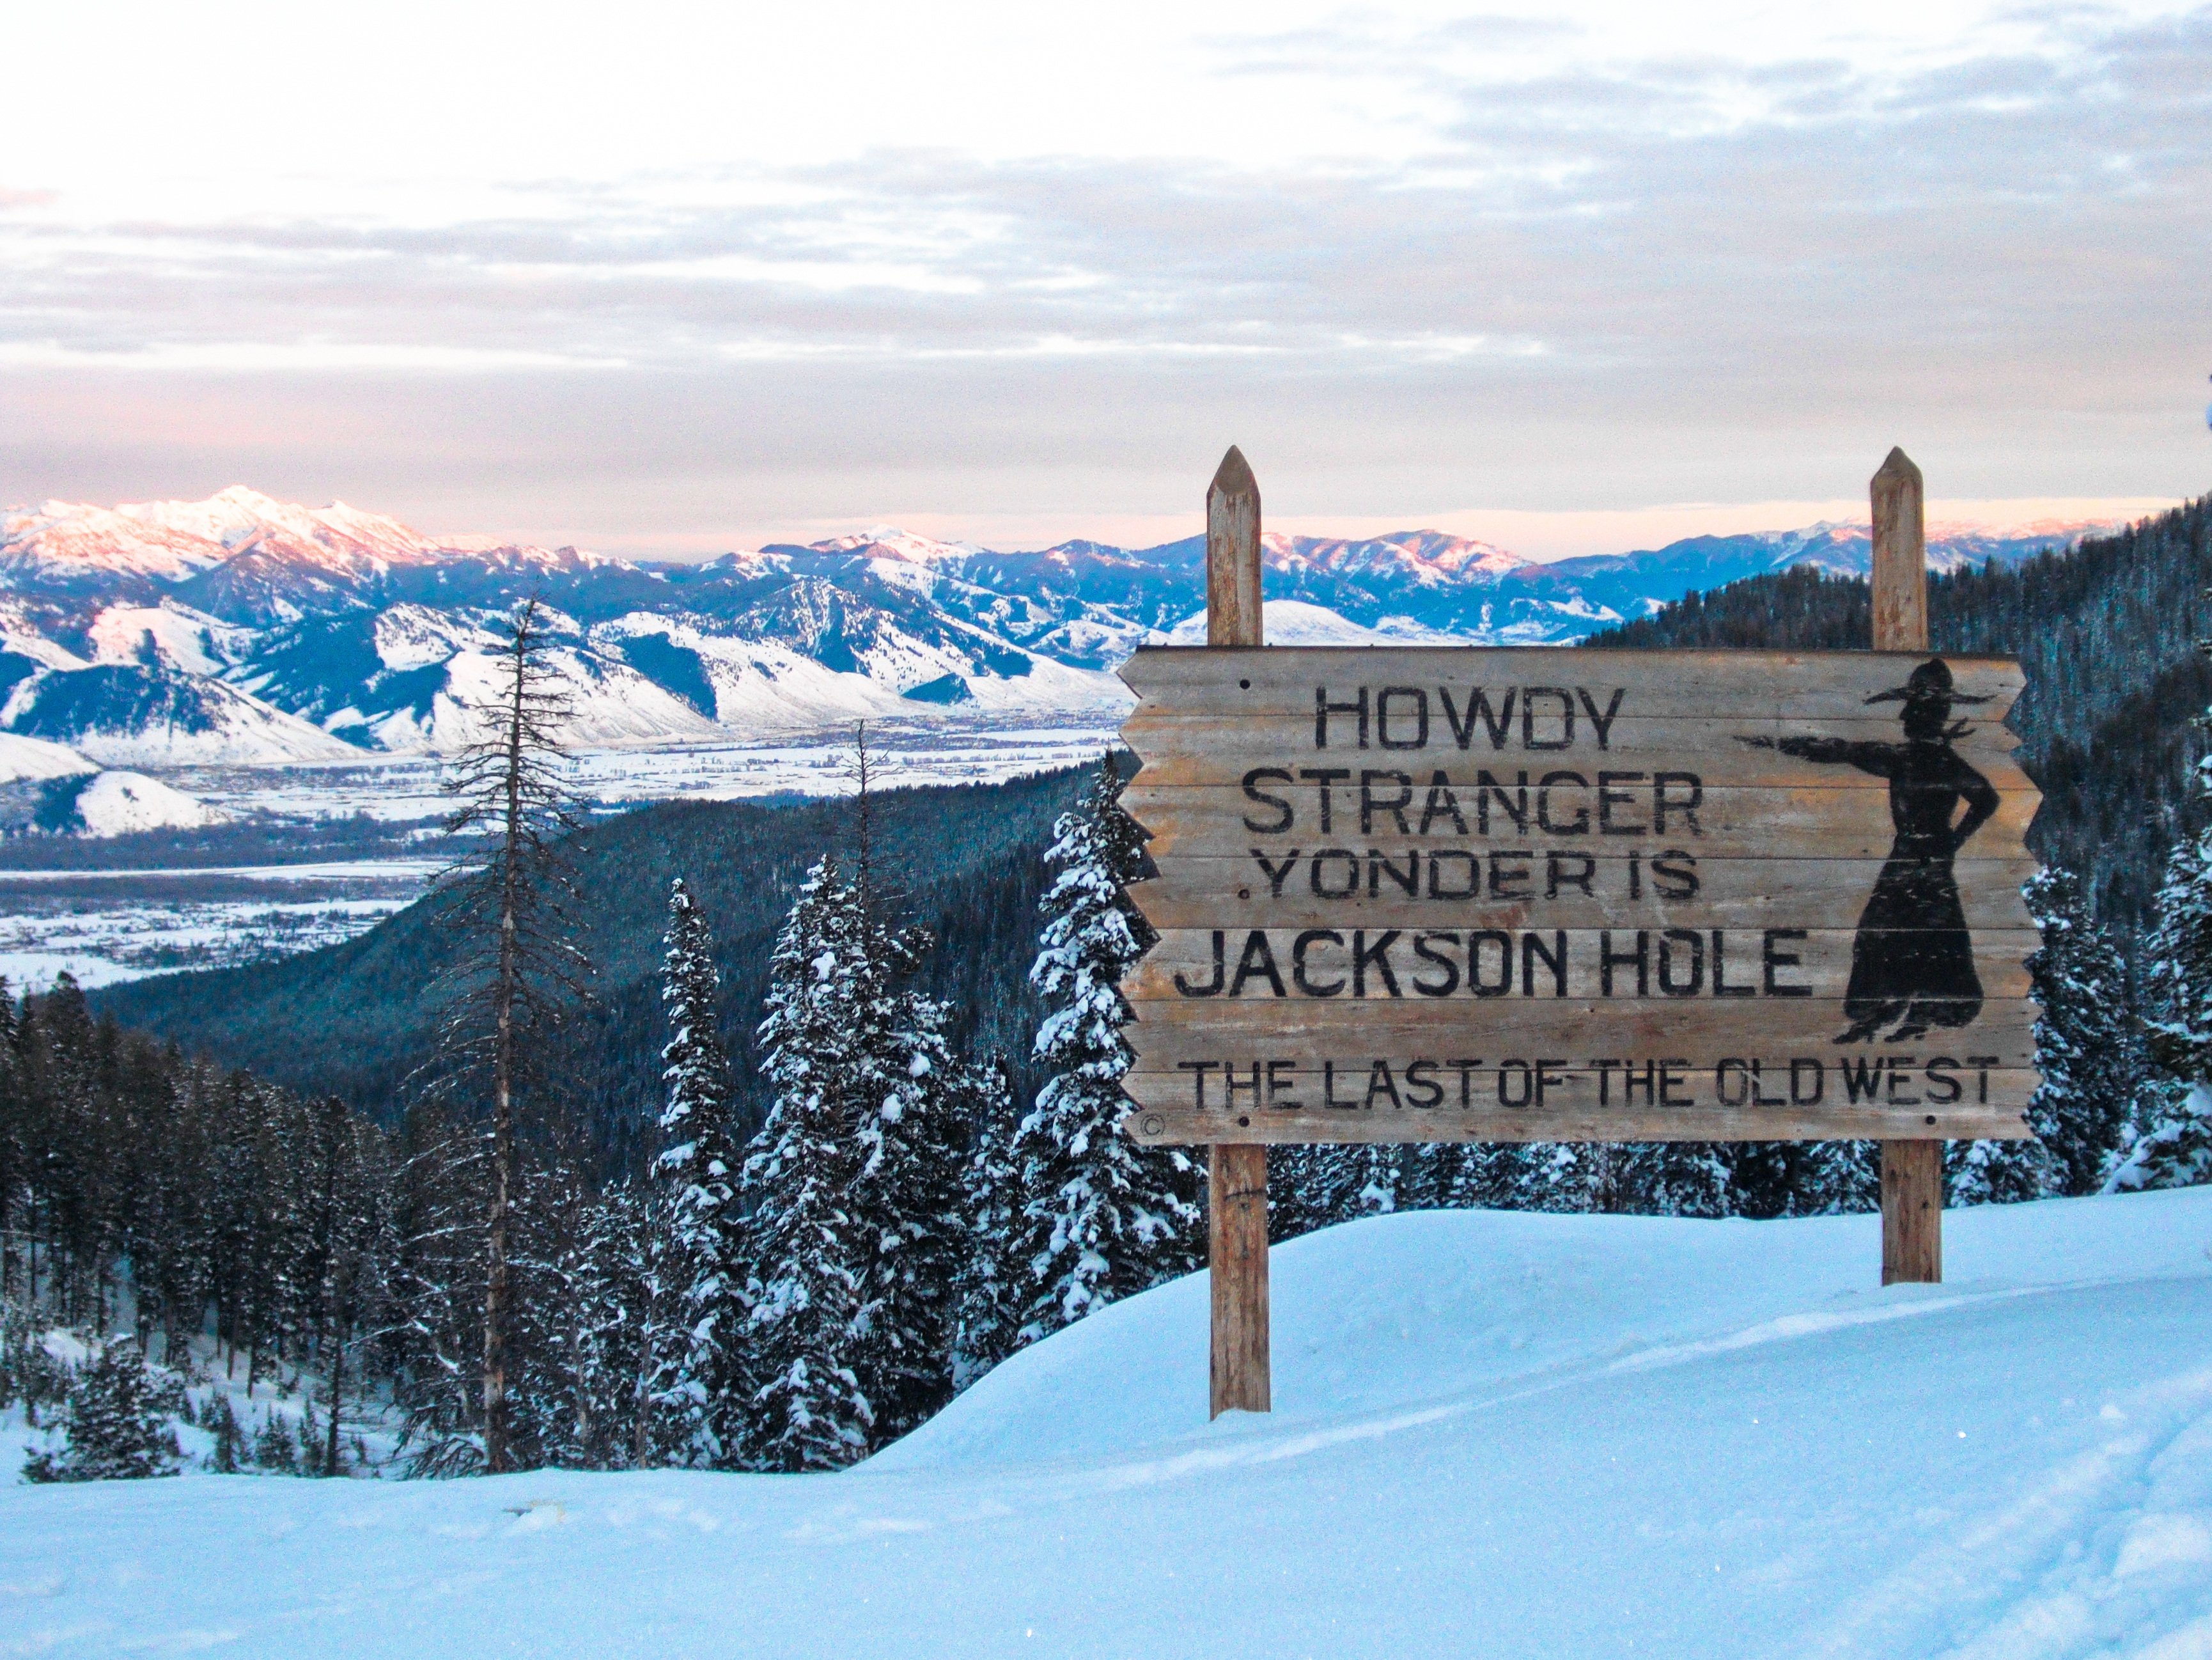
[
  {"left": 1363, "top": 1061, "right": 1403, "bottom": 1109},
  {"left": 1656, "top": 928, "right": 1704, "bottom": 997},
  {"left": 1489, "top": 849, "right": 1534, "bottom": 900},
  {"left": 1428, "top": 849, "right": 1479, "bottom": 899},
  {"left": 1597, "top": 770, "right": 1646, "bottom": 835},
  {"left": 1293, "top": 930, "right": 1345, "bottom": 997},
  {"left": 1600, "top": 929, "right": 1649, "bottom": 997},
  {"left": 1376, "top": 687, "right": 1429, "bottom": 751},
  {"left": 1653, "top": 772, "right": 1704, "bottom": 835},
  {"left": 1411, "top": 931, "right": 1461, "bottom": 998},
  {"left": 1538, "top": 771, "right": 1590, "bottom": 835},
  {"left": 1546, "top": 851, "right": 1597, "bottom": 898},
  {"left": 1652, "top": 850, "right": 1701, "bottom": 900},
  {"left": 1522, "top": 687, "right": 1576, "bottom": 750},
  {"left": 1478, "top": 769, "right": 1530, "bottom": 835},
  {"left": 1576, "top": 687, "right": 1625, "bottom": 748},
  {"left": 1404, "top": 1060, "right": 1444, "bottom": 1108},
  {"left": 1241, "top": 767, "right": 1295, "bottom": 833},
  {"left": 1440, "top": 687, "right": 1516, "bottom": 750},
  {"left": 1229, "top": 931, "right": 1286, "bottom": 998},
  {"left": 1469, "top": 930, "right": 1513, "bottom": 996},
  {"left": 1178, "top": 1060, "right": 1219, "bottom": 1108},
  {"left": 1298, "top": 767, "right": 1351, "bottom": 833},
  {"left": 1315, "top": 687, "right": 1368, "bottom": 749},
  {"left": 1360, "top": 769, "right": 1414, "bottom": 834},
  {"left": 1762, "top": 929, "right": 1811, "bottom": 997},
  {"left": 1712, "top": 928, "right": 1754, "bottom": 997},
  {"left": 1419, "top": 772, "right": 1468, "bottom": 836},
  {"left": 1369, "top": 849, "right": 1420, "bottom": 898},
  {"left": 1523, "top": 930, "right": 1568, "bottom": 996},
  {"left": 1174, "top": 931, "right": 1226, "bottom": 998},
  {"left": 1309, "top": 849, "right": 1360, "bottom": 898},
  {"left": 1353, "top": 929, "right": 1402, "bottom": 998}
]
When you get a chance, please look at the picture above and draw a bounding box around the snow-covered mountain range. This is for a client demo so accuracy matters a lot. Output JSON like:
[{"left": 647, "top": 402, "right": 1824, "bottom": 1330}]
[{"left": 0, "top": 487, "right": 2110, "bottom": 767}]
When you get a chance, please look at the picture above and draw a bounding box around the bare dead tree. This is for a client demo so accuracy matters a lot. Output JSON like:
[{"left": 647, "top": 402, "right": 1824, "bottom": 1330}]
[{"left": 426, "top": 595, "right": 594, "bottom": 1475}]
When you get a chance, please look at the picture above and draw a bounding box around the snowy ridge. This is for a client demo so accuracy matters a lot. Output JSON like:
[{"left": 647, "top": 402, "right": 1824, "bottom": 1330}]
[
  {"left": 3, "top": 1191, "right": 2208, "bottom": 1656},
  {"left": 0, "top": 488, "right": 2117, "bottom": 764}
]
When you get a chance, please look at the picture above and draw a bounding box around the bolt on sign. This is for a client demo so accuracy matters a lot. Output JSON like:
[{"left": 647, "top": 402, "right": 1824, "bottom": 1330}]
[{"left": 1117, "top": 648, "right": 2042, "bottom": 1147}]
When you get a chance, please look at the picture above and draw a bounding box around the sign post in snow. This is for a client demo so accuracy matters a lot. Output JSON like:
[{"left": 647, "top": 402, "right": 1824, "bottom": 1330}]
[{"left": 1121, "top": 448, "right": 2041, "bottom": 1414}]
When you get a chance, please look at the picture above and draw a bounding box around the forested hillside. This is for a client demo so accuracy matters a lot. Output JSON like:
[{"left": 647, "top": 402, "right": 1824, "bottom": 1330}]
[
  {"left": 98, "top": 767, "right": 1094, "bottom": 1166},
  {"left": 1590, "top": 494, "right": 2212, "bottom": 936}
]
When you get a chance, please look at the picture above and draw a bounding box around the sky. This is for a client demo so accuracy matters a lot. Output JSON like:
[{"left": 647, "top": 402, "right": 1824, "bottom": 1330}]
[{"left": 1, "top": 0, "right": 2206, "bottom": 559}]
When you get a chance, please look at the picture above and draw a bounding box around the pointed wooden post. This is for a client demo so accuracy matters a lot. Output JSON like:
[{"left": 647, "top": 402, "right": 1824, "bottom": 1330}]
[
  {"left": 1205, "top": 445, "right": 1271, "bottom": 1416},
  {"left": 1872, "top": 445, "right": 1943, "bottom": 1285}
]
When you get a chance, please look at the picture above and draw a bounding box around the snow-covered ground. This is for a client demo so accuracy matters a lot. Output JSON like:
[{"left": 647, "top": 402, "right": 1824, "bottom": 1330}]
[
  {"left": 0, "top": 860, "right": 442, "bottom": 991},
  {"left": 5, "top": 1189, "right": 2208, "bottom": 1657},
  {"left": 0, "top": 717, "right": 1119, "bottom": 987}
]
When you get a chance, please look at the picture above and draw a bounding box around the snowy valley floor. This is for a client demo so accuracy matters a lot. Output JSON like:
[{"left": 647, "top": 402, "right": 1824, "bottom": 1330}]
[{"left": 6, "top": 1190, "right": 2212, "bottom": 1658}]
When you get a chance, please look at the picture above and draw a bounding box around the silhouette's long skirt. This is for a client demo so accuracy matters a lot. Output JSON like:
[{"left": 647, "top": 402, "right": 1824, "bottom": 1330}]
[{"left": 1844, "top": 854, "right": 1984, "bottom": 1028}]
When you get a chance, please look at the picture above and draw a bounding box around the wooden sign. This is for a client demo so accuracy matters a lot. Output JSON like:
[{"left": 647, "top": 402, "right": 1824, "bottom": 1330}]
[{"left": 1118, "top": 646, "right": 2042, "bottom": 1146}]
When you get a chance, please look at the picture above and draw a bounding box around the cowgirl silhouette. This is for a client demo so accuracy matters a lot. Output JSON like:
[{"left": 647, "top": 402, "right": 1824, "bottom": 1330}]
[{"left": 1741, "top": 658, "right": 2000, "bottom": 1042}]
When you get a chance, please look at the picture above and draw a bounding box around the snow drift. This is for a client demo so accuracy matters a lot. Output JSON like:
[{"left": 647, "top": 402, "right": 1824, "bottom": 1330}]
[{"left": 4, "top": 1190, "right": 2208, "bottom": 1657}]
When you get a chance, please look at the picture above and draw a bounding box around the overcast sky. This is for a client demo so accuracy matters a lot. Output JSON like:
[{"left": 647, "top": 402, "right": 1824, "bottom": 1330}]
[{"left": 2, "top": 1, "right": 2205, "bottom": 557}]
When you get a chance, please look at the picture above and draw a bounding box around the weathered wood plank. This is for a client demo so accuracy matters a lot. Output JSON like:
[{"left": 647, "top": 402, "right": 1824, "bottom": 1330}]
[
  {"left": 1123, "top": 998, "right": 2041, "bottom": 1067},
  {"left": 1121, "top": 716, "right": 2025, "bottom": 776},
  {"left": 1127, "top": 857, "right": 2040, "bottom": 931},
  {"left": 1121, "top": 646, "right": 2023, "bottom": 722},
  {"left": 1126, "top": 787, "right": 2042, "bottom": 862},
  {"left": 1125, "top": 926, "right": 2037, "bottom": 1003},
  {"left": 1119, "top": 1101, "right": 2036, "bottom": 1144},
  {"left": 1124, "top": 739, "right": 2029, "bottom": 794},
  {"left": 1125, "top": 1057, "right": 2033, "bottom": 1114}
]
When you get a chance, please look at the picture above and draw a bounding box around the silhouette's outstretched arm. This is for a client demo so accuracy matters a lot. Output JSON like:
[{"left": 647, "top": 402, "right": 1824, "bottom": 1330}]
[{"left": 1736, "top": 735, "right": 1896, "bottom": 777}]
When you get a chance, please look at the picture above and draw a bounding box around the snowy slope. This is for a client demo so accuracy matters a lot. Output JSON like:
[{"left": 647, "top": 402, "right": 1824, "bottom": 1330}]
[
  {"left": 1164, "top": 598, "right": 1467, "bottom": 646},
  {"left": 27, "top": 769, "right": 231, "bottom": 835},
  {"left": 6, "top": 1191, "right": 2208, "bottom": 1658},
  {"left": 0, "top": 732, "right": 95, "bottom": 783}
]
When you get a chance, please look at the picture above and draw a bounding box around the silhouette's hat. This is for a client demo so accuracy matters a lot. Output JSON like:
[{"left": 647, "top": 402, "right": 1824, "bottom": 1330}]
[{"left": 1864, "top": 657, "right": 1990, "bottom": 707}]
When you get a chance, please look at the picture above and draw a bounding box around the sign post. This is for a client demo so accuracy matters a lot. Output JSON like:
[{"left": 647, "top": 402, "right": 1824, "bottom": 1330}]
[
  {"left": 1125, "top": 447, "right": 2039, "bottom": 1415},
  {"left": 1204, "top": 446, "right": 1270, "bottom": 1418},
  {"left": 1873, "top": 446, "right": 1944, "bottom": 1284}
]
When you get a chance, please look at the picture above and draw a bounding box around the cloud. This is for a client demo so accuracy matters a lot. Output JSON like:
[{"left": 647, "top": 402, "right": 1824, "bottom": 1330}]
[{"left": 0, "top": 4, "right": 2205, "bottom": 545}]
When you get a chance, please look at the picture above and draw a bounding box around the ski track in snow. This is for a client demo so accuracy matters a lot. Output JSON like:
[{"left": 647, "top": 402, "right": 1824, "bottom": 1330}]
[{"left": 4, "top": 1191, "right": 2211, "bottom": 1657}]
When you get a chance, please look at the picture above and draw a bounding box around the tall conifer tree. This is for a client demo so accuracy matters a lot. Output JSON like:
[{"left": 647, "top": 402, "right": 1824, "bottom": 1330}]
[
  {"left": 738, "top": 859, "right": 876, "bottom": 1469},
  {"left": 644, "top": 877, "right": 746, "bottom": 1465},
  {"left": 1006, "top": 758, "right": 1202, "bottom": 1348},
  {"left": 427, "top": 595, "right": 593, "bottom": 1473}
]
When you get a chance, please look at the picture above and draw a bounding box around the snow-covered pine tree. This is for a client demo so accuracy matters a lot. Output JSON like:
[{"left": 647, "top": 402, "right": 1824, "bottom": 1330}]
[
  {"left": 1005, "top": 757, "right": 1203, "bottom": 1349},
  {"left": 1789, "top": 1139, "right": 1880, "bottom": 1215},
  {"left": 1950, "top": 864, "right": 2146, "bottom": 1205},
  {"left": 1617, "top": 1142, "right": 1731, "bottom": 1218},
  {"left": 950, "top": 1059, "right": 1023, "bottom": 1390},
  {"left": 1272, "top": 1144, "right": 1401, "bottom": 1233},
  {"left": 2118, "top": 830, "right": 2212, "bottom": 1190},
  {"left": 23, "top": 1338, "right": 182, "bottom": 1482},
  {"left": 2020, "top": 867, "right": 2142, "bottom": 1195},
  {"left": 563, "top": 1180, "right": 650, "bottom": 1469},
  {"left": 643, "top": 877, "right": 747, "bottom": 1466},
  {"left": 738, "top": 859, "right": 876, "bottom": 1470}
]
